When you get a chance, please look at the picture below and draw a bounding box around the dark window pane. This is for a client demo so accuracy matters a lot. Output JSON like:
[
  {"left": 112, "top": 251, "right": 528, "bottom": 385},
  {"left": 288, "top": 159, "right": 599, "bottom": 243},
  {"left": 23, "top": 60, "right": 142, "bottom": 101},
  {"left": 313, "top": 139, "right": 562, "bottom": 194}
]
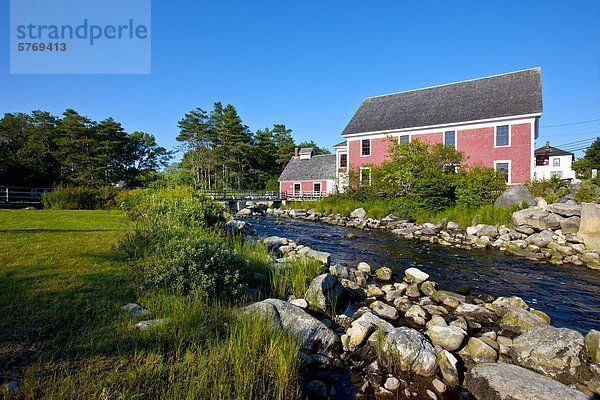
[
  {"left": 340, "top": 154, "right": 347, "bottom": 168},
  {"left": 361, "top": 139, "right": 371, "bottom": 156},
  {"left": 496, "top": 125, "right": 509, "bottom": 146},
  {"left": 313, "top": 183, "right": 321, "bottom": 192},
  {"left": 444, "top": 131, "right": 456, "bottom": 146}
]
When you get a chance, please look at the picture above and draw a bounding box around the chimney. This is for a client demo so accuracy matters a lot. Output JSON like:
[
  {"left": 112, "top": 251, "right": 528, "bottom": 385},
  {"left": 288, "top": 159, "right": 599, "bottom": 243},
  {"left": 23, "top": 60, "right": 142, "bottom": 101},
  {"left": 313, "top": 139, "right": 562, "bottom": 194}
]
[
  {"left": 546, "top": 140, "right": 550, "bottom": 149},
  {"left": 294, "top": 147, "right": 298, "bottom": 157}
]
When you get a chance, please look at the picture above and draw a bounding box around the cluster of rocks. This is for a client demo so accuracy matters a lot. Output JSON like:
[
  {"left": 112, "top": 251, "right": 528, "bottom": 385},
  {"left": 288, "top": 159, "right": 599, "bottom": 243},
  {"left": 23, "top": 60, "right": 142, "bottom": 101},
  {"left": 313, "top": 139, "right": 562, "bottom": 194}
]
[
  {"left": 235, "top": 201, "right": 269, "bottom": 216},
  {"left": 246, "top": 263, "right": 600, "bottom": 399},
  {"left": 261, "top": 235, "right": 331, "bottom": 266},
  {"left": 264, "top": 199, "right": 600, "bottom": 271}
]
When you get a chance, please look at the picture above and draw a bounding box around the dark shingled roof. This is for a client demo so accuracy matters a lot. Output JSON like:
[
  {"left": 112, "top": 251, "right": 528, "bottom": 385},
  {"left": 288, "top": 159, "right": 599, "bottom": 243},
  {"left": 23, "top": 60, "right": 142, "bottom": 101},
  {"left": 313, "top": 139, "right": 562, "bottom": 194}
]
[
  {"left": 342, "top": 68, "right": 543, "bottom": 136},
  {"left": 333, "top": 140, "right": 347, "bottom": 148},
  {"left": 535, "top": 145, "right": 573, "bottom": 157},
  {"left": 278, "top": 154, "right": 336, "bottom": 182}
]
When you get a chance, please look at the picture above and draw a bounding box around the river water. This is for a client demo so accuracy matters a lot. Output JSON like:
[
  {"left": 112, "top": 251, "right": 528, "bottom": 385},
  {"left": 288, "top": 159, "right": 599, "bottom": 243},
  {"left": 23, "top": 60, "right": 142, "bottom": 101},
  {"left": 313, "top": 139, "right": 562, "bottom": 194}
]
[{"left": 249, "top": 216, "right": 599, "bottom": 334}]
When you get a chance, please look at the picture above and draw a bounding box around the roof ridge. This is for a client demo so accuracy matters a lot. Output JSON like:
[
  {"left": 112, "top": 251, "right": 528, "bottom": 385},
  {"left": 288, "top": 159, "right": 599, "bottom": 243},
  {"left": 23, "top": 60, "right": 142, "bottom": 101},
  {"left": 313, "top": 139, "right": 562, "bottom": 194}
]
[{"left": 365, "top": 67, "right": 541, "bottom": 101}]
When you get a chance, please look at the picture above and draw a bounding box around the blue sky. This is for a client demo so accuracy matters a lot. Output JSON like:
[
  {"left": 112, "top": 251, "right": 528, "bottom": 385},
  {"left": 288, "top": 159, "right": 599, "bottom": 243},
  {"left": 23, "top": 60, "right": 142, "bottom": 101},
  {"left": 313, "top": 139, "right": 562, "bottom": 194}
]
[{"left": 1, "top": 0, "right": 600, "bottom": 159}]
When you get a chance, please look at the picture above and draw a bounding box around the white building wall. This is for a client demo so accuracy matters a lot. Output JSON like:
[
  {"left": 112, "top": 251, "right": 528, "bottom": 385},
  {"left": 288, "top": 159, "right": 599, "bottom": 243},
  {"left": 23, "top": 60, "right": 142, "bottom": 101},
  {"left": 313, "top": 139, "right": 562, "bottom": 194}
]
[{"left": 534, "top": 155, "right": 576, "bottom": 180}]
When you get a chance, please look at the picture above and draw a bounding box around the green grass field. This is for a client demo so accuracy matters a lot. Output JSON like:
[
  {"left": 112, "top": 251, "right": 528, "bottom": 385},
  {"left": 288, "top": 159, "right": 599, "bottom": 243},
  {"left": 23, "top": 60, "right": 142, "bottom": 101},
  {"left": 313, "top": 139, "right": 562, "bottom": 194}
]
[{"left": 0, "top": 210, "right": 301, "bottom": 399}]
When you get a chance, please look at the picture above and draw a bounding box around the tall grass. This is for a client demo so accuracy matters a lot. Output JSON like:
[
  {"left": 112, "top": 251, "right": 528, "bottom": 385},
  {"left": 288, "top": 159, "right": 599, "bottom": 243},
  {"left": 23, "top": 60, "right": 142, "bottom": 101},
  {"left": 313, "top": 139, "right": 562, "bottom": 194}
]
[
  {"left": 415, "top": 204, "right": 519, "bottom": 227},
  {"left": 270, "top": 257, "right": 324, "bottom": 299}
]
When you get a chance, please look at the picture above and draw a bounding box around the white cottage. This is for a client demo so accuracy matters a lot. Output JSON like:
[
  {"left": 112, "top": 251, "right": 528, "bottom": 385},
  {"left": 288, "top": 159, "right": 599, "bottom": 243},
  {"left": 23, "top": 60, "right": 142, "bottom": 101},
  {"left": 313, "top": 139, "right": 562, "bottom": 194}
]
[{"left": 534, "top": 141, "right": 575, "bottom": 180}]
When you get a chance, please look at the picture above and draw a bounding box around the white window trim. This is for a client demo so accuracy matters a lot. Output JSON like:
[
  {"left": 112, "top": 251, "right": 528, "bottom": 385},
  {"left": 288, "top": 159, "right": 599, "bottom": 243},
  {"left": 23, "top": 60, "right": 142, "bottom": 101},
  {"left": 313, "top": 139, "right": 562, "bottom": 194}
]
[
  {"left": 553, "top": 157, "right": 560, "bottom": 167},
  {"left": 359, "top": 167, "right": 372, "bottom": 186},
  {"left": 494, "top": 125, "right": 511, "bottom": 148},
  {"left": 494, "top": 160, "right": 512, "bottom": 185},
  {"left": 360, "top": 138, "right": 371, "bottom": 157},
  {"left": 313, "top": 182, "right": 322, "bottom": 193},
  {"left": 444, "top": 130, "right": 457, "bottom": 148},
  {"left": 397, "top": 134, "right": 411, "bottom": 144}
]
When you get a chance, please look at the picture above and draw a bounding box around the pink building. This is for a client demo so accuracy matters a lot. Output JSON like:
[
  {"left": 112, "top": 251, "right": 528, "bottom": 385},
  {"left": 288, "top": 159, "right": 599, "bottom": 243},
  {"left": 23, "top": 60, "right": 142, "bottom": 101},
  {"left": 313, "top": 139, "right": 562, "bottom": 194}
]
[
  {"left": 335, "top": 68, "right": 543, "bottom": 187},
  {"left": 279, "top": 148, "right": 337, "bottom": 199}
]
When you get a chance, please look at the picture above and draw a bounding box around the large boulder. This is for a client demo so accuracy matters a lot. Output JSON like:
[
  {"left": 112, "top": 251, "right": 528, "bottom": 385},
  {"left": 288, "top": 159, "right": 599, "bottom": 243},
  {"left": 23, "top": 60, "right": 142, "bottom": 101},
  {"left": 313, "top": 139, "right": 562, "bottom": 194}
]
[
  {"left": 511, "top": 325, "right": 589, "bottom": 385},
  {"left": 495, "top": 185, "right": 535, "bottom": 208},
  {"left": 404, "top": 267, "right": 430, "bottom": 284},
  {"left": 437, "top": 350, "right": 460, "bottom": 387},
  {"left": 245, "top": 298, "right": 340, "bottom": 356},
  {"left": 561, "top": 216, "right": 581, "bottom": 234},
  {"left": 579, "top": 203, "right": 600, "bottom": 250},
  {"left": 526, "top": 230, "right": 554, "bottom": 248},
  {"left": 512, "top": 208, "right": 551, "bottom": 230},
  {"left": 305, "top": 274, "right": 344, "bottom": 314},
  {"left": 383, "top": 327, "right": 438, "bottom": 376},
  {"left": 298, "top": 247, "right": 331, "bottom": 265},
  {"left": 350, "top": 208, "right": 367, "bottom": 219},
  {"left": 586, "top": 329, "right": 600, "bottom": 363},
  {"left": 465, "top": 363, "right": 589, "bottom": 400},
  {"left": 369, "top": 300, "right": 398, "bottom": 320}
]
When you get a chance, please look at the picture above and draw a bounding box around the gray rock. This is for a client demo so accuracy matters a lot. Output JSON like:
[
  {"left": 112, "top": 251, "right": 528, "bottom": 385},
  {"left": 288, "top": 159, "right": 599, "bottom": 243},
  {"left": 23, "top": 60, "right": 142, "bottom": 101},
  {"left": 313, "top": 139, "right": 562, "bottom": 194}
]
[
  {"left": 586, "top": 329, "right": 600, "bottom": 363},
  {"left": 329, "top": 264, "right": 355, "bottom": 281},
  {"left": 463, "top": 337, "right": 498, "bottom": 364},
  {"left": 350, "top": 208, "right": 367, "bottom": 218},
  {"left": 495, "top": 185, "right": 535, "bottom": 208},
  {"left": 383, "top": 327, "right": 438, "bottom": 376},
  {"left": 404, "top": 267, "right": 429, "bottom": 284},
  {"left": 454, "top": 303, "right": 497, "bottom": 325},
  {"left": 305, "top": 273, "right": 344, "bottom": 314},
  {"left": 512, "top": 208, "right": 550, "bottom": 230},
  {"left": 384, "top": 376, "right": 400, "bottom": 391},
  {"left": 498, "top": 306, "right": 549, "bottom": 335},
  {"left": 303, "top": 248, "right": 331, "bottom": 265},
  {"left": 447, "top": 221, "right": 460, "bottom": 230},
  {"left": 353, "top": 310, "right": 395, "bottom": 333},
  {"left": 122, "top": 302, "right": 149, "bottom": 316},
  {"left": 393, "top": 297, "right": 413, "bottom": 313},
  {"left": 465, "top": 363, "right": 589, "bottom": 400},
  {"left": 548, "top": 203, "right": 582, "bottom": 217},
  {"left": 492, "top": 296, "right": 528, "bottom": 309},
  {"left": 375, "top": 267, "right": 393, "bottom": 281},
  {"left": 245, "top": 298, "right": 340, "bottom": 356},
  {"left": 561, "top": 216, "right": 581, "bottom": 234},
  {"left": 236, "top": 207, "right": 253, "bottom": 216},
  {"left": 511, "top": 325, "right": 589, "bottom": 385},
  {"left": 290, "top": 298, "right": 308, "bottom": 308},
  {"left": 405, "top": 304, "right": 427, "bottom": 325},
  {"left": 477, "top": 224, "right": 499, "bottom": 238},
  {"left": 135, "top": 319, "right": 166, "bottom": 330},
  {"left": 466, "top": 226, "right": 479, "bottom": 236},
  {"left": 357, "top": 262, "right": 372, "bottom": 273},
  {"left": 426, "top": 326, "right": 467, "bottom": 351},
  {"left": 579, "top": 203, "right": 600, "bottom": 250},
  {"left": 224, "top": 219, "right": 257, "bottom": 236},
  {"left": 5, "top": 380, "right": 18, "bottom": 393},
  {"left": 369, "top": 300, "right": 399, "bottom": 320},
  {"left": 526, "top": 230, "right": 554, "bottom": 248},
  {"left": 437, "top": 350, "right": 460, "bottom": 387}
]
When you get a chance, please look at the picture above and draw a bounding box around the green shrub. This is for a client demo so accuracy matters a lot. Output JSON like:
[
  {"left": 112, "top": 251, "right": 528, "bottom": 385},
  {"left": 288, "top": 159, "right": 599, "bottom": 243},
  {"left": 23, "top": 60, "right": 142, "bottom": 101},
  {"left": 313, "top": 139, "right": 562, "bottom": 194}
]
[
  {"left": 416, "top": 204, "right": 518, "bottom": 227},
  {"left": 138, "top": 235, "right": 247, "bottom": 298},
  {"left": 41, "top": 186, "right": 123, "bottom": 210},
  {"left": 455, "top": 165, "right": 506, "bottom": 208},
  {"left": 575, "top": 182, "right": 598, "bottom": 203}
]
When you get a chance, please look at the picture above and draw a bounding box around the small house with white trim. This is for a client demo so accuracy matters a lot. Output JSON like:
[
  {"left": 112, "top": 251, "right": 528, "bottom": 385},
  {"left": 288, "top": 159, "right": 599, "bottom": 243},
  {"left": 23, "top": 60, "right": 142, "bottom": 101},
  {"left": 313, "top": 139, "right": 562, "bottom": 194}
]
[
  {"left": 278, "top": 148, "right": 336, "bottom": 199},
  {"left": 534, "top": 141, "right": 575, "bottom": 180}
]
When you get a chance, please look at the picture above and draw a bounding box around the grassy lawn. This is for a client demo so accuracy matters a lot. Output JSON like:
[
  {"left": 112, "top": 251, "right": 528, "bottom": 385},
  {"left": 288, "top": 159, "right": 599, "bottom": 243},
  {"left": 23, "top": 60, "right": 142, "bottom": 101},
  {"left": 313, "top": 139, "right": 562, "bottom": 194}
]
[{"left": 0, "top": 210, "right": 301, "bottom": 399}]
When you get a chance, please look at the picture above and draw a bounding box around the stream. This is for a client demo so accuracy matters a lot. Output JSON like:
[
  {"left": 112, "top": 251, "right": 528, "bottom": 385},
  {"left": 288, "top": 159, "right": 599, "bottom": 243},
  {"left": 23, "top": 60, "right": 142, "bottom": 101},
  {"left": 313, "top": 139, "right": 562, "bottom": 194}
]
[{"left": 249, "top": 215, "right": 599, "bottom": 334}]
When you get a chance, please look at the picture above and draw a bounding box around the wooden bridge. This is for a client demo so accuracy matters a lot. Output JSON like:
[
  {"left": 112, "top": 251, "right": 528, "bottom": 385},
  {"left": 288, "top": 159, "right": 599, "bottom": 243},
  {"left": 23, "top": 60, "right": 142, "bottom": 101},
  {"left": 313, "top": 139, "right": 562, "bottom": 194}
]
[
  {"left": 197, "top": 189, "right": 325, "bottom": 201},
  {"left": 0, "top": 187, "right": 51, "bottom": 208}
]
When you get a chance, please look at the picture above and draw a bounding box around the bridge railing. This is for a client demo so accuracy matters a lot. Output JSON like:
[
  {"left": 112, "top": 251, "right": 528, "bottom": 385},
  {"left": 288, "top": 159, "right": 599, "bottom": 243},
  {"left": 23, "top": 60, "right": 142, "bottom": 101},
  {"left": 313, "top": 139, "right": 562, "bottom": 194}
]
[
  {"left": 0, "top": 187, "right": 52, "bottom": 204},
  {"left": 197, "top": 189, "right": 284, "bottom": 200},
  {"left": 283, "top": 191, "right": 326, "bottom": 201}
]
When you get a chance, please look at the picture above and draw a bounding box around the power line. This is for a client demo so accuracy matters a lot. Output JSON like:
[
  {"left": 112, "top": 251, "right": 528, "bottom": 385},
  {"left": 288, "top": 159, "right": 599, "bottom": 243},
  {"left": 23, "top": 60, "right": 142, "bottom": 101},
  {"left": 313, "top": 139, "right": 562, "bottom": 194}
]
[
  {"left": 554, "top": 137, "right": 597, "bottom": 147},
  {"left": 541, "top": 118, "right": 600, "bottom": 128}
]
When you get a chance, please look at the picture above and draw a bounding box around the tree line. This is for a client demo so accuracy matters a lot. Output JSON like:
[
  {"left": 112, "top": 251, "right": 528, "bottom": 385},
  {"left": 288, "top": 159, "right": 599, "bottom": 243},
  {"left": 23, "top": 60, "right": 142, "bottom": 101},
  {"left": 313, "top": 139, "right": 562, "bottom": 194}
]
[
  {"left": 0, "top": 109, "right": 171, "bottom": 188},
  {"left": 175, "top": 102, "right": 329, "bottom": 190},
  {"left": 0, "top": 104, "right": 329, "bottom": 189}
]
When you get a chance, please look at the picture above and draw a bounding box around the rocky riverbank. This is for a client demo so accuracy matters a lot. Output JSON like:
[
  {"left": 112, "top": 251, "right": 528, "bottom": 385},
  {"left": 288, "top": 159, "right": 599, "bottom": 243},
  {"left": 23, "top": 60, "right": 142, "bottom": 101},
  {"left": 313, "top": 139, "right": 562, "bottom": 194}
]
[
  {"left": 242, "top": 230, "right": 600, "bottom": 399},
  {"left": 251, "top": 198, "right": 600, "bottom": 271}
]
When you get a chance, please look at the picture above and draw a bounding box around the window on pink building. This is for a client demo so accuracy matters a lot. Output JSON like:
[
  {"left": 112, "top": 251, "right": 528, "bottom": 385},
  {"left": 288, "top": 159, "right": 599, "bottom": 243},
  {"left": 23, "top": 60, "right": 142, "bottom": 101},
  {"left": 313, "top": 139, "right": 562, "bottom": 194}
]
[
  {"left": 495, "top": 125, "right": 510, "bottom": 147},
  {"left": 444, "top": 131, "right": 456, "bottom": 147},
  {"left": 361, "top": 139, "right": 371, "bottom": 156},
  {"left": 313, "top": 182, "right": 321, "bottom": 193},
  {"left": 399, "top": 135, "right": 410, "bottom": 143},
  {"left": 340, "top": 153, "right": 347, "bottom": 168}
]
